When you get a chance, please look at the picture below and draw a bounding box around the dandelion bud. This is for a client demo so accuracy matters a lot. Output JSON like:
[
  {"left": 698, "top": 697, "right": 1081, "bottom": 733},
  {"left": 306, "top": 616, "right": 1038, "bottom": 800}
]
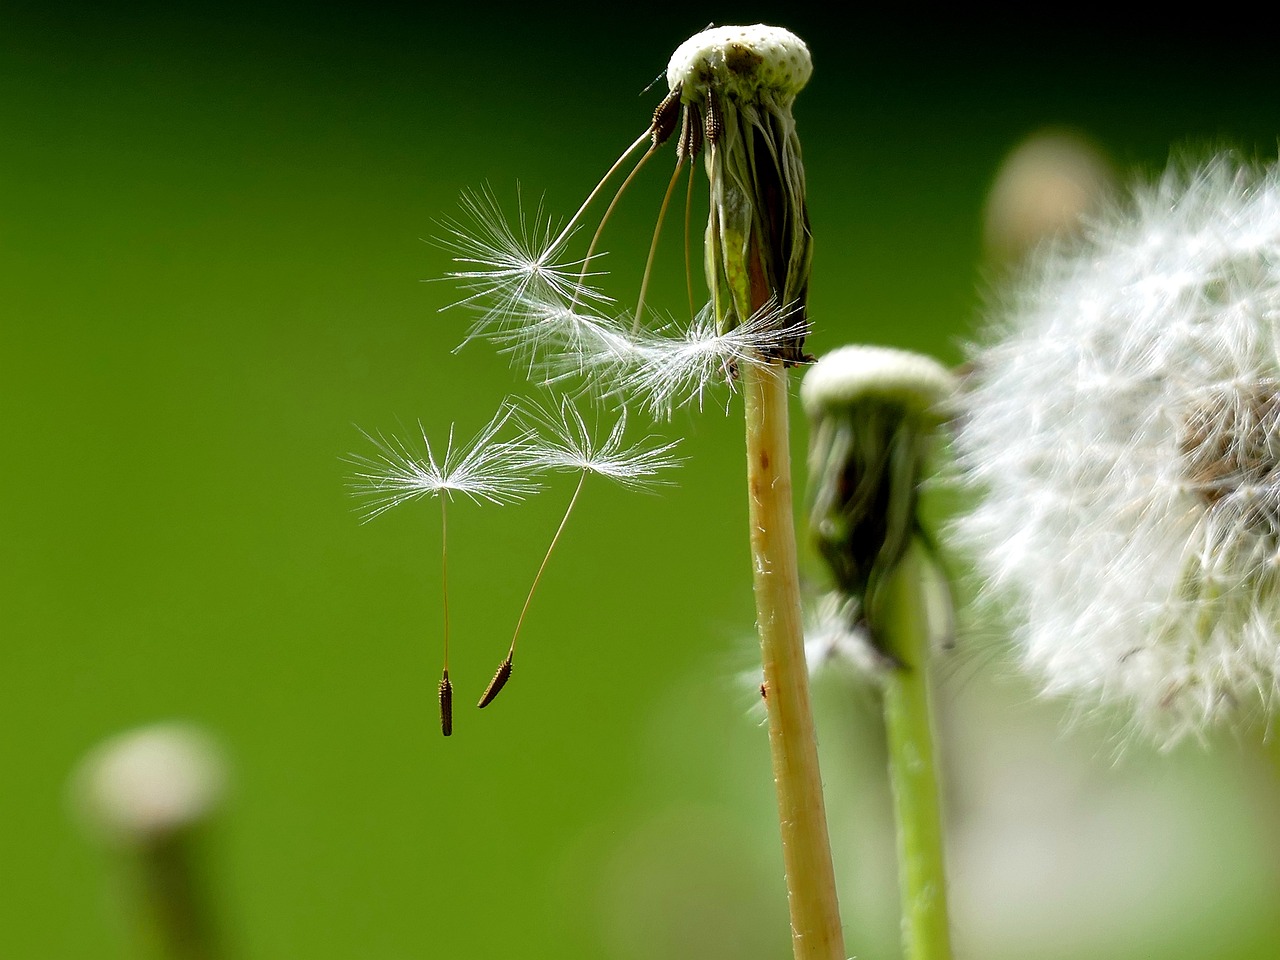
[
  {"left": 954, "top": 155, "right": 1280, "bottom": 746},
  {"left": 74, "top": 724, "right": 226, "bottom": 847},
  {"left": 667, "top": 24, "right": 813, "bottom": 361},
  {"left": 803, "top": 345, "right": 956, "bottom": 663}
]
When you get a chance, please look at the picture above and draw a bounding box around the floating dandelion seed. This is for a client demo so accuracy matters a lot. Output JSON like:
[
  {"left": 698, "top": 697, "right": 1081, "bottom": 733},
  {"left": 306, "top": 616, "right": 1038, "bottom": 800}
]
[
  {"left": 437, "top": 185, "right": 614, "bottom": 351},
  {"left": 954, "top": 155, "right": 1280, "bottom": 747},
  {"left": 477, "top": 400, "right": 682, "bottom": 708},
  {"left": 349, "top": 404, "right": 537, "bottom": 735}
]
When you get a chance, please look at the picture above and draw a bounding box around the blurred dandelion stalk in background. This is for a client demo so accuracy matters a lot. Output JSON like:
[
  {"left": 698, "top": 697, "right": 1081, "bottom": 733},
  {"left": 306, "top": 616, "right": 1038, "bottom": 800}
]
[{"left": 74, "top": 725, "right": 229, "bottom": 960}]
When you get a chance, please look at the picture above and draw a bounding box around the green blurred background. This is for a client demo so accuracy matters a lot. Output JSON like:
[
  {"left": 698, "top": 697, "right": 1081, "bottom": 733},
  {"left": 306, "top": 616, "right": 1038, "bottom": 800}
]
[{"left": 5, "top": 4, "right": 1280, "bottom": 958}]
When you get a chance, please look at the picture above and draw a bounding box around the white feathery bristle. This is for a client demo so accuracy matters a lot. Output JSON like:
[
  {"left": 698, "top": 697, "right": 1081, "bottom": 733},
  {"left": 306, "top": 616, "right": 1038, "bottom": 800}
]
[
  {"left": 953, "top": 154, "right": 1280, "bottom": 747},
  {"left": 519, "top": 399, "right": 683, "bottom": 489}
]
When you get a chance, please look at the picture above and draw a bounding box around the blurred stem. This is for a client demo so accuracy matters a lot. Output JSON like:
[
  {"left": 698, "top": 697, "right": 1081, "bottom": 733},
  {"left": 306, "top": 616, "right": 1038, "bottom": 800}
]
[
  {"left": 135, "top": 834, "right": 223, "bottom": 960},
  {"left": 743, "top": 360, "right": 846, "bottom": 960},
  {"left": 881, "top": 543, "right": 953, "bottom": 960}
]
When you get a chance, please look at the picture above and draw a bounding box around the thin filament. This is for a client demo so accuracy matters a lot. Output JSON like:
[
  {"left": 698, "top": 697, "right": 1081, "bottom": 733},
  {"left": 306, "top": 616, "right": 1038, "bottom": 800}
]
[
  {"left": 632, "top": 160, "right": 686, "bottom": 333},
  {"left": 440, "top": 495, "right": 450, "bottom": 671},
  {"left": 548, "top": 129, "right": 652, "bottom": 255},
  {"left": 575, "top": 143, "right": 661, "bottom": 301},
  {"left": 505, "top": 470, "right": 589, "bottom": 661},
  {"left": 683, "top": 159, "right": 697, "bottom": 321}
]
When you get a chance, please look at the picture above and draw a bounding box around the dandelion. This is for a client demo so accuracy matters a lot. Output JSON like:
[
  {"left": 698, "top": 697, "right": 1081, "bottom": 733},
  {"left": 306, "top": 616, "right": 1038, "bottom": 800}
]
[
  {"left": 612, "top": 301, "right": 811, "bottom": 417},
  {"left": 953, "top": 154, "right": 1280, "bottom": 747},
  {"left": 349, "top": 403, "right": 537, "bottom": 735},
  {"left": 476, "top": 400, "right": 682, "bottom": 707},
  {"left": 72, "top": 724, "right": 229, "bottom": 958},
  {"left": 803, "top": 344, "right": 958, "bottom": 960}
]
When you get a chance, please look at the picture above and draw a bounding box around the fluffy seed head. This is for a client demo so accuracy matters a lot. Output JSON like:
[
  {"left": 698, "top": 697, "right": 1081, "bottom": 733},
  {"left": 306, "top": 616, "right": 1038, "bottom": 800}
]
[
  {"left": 801, "top": 345, "right": 957, "bottom": 425},
  {"left": 954, "top": 155, "right": 1280, "bottom": 746}
]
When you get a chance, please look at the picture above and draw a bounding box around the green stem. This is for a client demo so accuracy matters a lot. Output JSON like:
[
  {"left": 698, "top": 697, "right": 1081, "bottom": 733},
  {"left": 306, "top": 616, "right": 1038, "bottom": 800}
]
[
  {"left": 743, "top": 360, "right": 846, "bottom": 960},
  {"left": 880, "top": 543, "right": 952, "bottom": 960}
]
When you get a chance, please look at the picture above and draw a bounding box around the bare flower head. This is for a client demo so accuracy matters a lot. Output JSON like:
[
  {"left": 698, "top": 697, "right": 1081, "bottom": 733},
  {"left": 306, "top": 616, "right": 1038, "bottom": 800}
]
[{"left": 954, "top": 155, "right": 1280, "bottom": 746}]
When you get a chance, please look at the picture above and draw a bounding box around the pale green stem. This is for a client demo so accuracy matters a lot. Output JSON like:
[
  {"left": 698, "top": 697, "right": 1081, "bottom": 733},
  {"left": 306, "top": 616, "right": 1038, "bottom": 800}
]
[
  {"left": 743, "top": 360, "right": 846, "bottom": 960},
  {"left": 880, "top": 543, "right": 953, "bottom": 960}
]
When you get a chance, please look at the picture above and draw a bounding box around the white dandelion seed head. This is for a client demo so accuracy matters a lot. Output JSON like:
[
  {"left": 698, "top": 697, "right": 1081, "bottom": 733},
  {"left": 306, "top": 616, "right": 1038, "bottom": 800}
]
[
  {"left": 667, "top": 24, "right": 812, "bottom": 105},
  {"left": 520, "top": 399, "right": 683, "bottom": 489},
  {"left": 953, "top": 154, "right": 1280, "bottom": 747},
  {"left": 348, "top": 403, "right": 539, "bottom": 518}
]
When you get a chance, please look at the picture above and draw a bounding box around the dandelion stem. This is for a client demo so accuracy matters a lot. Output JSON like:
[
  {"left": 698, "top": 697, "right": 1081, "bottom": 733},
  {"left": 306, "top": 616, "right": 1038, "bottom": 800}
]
[
  {"left": 880, "top": 543, "right": 953, "bottom": 960},
  {"left": 743, "top": 360, "right": 846, "bottom": 960},
  {"left": 137, "top": 833, "right": 223, "bottom": 960}
]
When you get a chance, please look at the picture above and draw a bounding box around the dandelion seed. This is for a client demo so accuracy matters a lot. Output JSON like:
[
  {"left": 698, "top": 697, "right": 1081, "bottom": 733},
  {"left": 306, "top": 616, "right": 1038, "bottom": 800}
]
[
  {"left": 953, "top": 154, "right": 1280, "bottom": 747},
  {"left": 349, "top": 404, "right": 537, "bottom": 735},
  {"left": 476, "top": 400, "right": 682, "bottom": 708},
  {"left": 436, "top": 186, "right": 613, "bottom": 348},
  {"left": 348, "top": 402, "right": 537, "bottom": 517}
]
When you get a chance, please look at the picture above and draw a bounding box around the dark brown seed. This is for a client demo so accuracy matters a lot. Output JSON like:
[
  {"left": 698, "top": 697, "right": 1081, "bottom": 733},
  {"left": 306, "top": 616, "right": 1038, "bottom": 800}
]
[
  {"left": 704, "top": 91, "right": 722, "bottom": 147},
  {"left": 439, "top": 670, "right": 454, "bottom": 737},
  {"left": 679, "top": 103, "right": 703, "bottom": 161},
  {"left": 651, "top": 89, "right": 682, "bottom": 148},
  {"left": 477, "top": 656, "right": 513, "bottom": 708}
]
